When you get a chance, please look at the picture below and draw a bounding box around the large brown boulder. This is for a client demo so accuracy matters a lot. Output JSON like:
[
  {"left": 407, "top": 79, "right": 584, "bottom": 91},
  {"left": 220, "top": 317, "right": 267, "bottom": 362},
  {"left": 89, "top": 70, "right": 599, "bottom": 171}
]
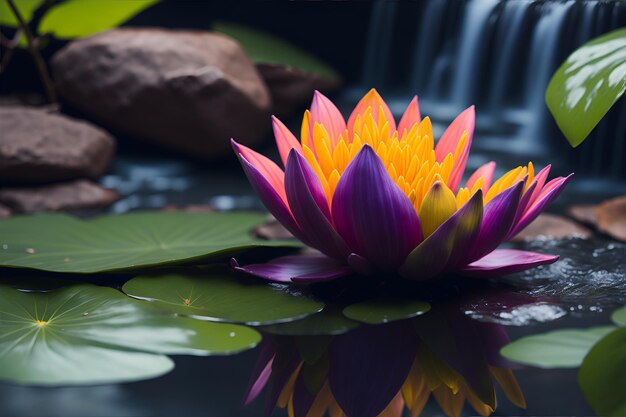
[
  {"left": 51, "top": 28, "right": 272, "bottom": 159},
  {"left": 0, "top": 107, "right": 115, "bottom": 185}
]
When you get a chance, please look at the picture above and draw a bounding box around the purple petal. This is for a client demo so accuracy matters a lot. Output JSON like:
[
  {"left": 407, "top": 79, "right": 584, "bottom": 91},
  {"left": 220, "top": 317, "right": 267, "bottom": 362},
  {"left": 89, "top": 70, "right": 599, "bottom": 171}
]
[
  {"left": 243, "top": 339, "right": 276, "bottom": 406},
  {"left": 232, "top": 253, "right": 350, "bottom": 284},
  {"left": 460, "top": 249, "right": 559, "bottom": 277},
  {"left": 475, "top": 321, "right": 520, "bottom": 369},
  {"left": 506, "top": 174, "right": 573, "bottom": 239},
  {"left": 264, "top": 352, "right": 301, "bottom": 417},
  {"left": 347, "top": 253, "right": 375, "bottom": 276},
  {"left": 332, "top": 145, "right": 422, "bottom": 271},
  {"left": 285, "top": 150, "right": 350, "bottom": 260},
  {"left": 508, "top": 181, "right": 537, "bottom": 238},
  {"left": 399, "top": 190, "right": 483, "bottom": 280},
  {"left": 237, "top": 153, "right": 307, "bottom": 245},
  {"left": 466, "top": 181, "right": 524, "bottom": 263},
  {"left": 329, "top": 322, "right": 418, "bottom": 417},
  {"left": 292, "top": 372, "right": 315, "bottom": 417}
]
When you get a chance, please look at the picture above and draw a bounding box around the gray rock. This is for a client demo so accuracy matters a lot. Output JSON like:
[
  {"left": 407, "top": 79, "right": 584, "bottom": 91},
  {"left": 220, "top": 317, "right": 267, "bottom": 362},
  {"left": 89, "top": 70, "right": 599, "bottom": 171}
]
[
  {"left": 0, "top": 180, "right": 118, "bottom": 213},
  {"left": 51, "top": 28, "right": 271, "bottom": 159},
  {"left": 0, "top": 107, "right": 115, "bottom": 184},
  {"left": 0, "top": 203, "right": 11, "bottom": 218}
]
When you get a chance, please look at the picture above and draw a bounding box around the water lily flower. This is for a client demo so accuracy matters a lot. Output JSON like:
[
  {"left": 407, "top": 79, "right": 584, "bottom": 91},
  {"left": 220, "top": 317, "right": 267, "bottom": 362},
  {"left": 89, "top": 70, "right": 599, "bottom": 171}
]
[{"left": 232, "top": 89, "right": 572, "bottom": 283}]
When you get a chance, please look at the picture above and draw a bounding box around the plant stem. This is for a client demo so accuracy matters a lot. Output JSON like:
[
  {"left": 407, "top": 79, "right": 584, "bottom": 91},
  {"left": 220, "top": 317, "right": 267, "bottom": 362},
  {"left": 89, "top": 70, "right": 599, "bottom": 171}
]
[{"left": 5, "top": 0, "right": 57, "bottom": 103}]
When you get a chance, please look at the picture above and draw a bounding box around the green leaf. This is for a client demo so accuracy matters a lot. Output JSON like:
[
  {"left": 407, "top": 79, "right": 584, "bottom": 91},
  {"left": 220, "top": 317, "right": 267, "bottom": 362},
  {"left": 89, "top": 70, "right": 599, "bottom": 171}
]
[
  {"left": 611, "top": 306, "right": 626, "bottom": 326},
  {"left": 0, "top": 0, "right": 43, "bottom": 27},
  {"left": 0, "top": 212, "right": 301, "bottom": 273},
  {"left": 39, "top": 0, "right": 157, "bottom": 39},
  {"left": 578, "top": 327, "right": 626, "bottom": 417},
  {"left": 500, "top": 326, "right": 616, "bottom": 368},
  {"left": 213, "top": 21, "right": 339, "bottom": 81},
  {"left": 342, "top": 298, "right": 431, "bottom": 325},
  {"left": 122, "top": 271, "right": 323, "bottom": 325},
  {"left": 546, "top": 28, "right": 626, "bottom": 147},
  {"left": 0, "top": 284, "right": 260, "bottom": 385},
  {"left": 262, "top": 308, "right": 360, "bottom": 336}
]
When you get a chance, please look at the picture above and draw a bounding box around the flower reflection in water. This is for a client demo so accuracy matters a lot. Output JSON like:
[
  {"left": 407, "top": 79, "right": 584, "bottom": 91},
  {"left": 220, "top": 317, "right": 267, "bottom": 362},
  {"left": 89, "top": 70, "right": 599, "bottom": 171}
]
[{"left": 244, "top": 303, "right": 526, "bottom": 417}]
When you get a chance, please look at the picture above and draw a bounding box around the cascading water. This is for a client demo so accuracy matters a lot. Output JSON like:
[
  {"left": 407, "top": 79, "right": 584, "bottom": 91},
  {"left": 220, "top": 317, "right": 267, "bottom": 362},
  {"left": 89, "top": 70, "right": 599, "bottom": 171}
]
[{"left": 353, "top": 0, "right": 626, "bottom": 182}]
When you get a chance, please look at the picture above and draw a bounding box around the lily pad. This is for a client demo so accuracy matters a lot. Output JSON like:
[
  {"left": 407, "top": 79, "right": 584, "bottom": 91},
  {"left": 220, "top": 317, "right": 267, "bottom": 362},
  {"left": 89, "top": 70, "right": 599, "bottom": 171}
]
[
  {"left": 578, "top": 327, "right": 626, "bottom": 417},
  {"left": 213, "top": 22, "right": 339, "bottom": 81},
  {"left": 122, "top": 271, "right": 323, "bottom": 325},
  {"left": 500, "top": 326, "right": 615, "bottom": 368},
  {"left": 39, "top": 0, "right": 157, "bottom": 39},
  {"left": 262, "top": 308, "right": 360, "bottom": 336},
  {"left": 0, "top": 212, "right": 301, "bottom": 273},
  {"left": 611, "top": 306, "right": 626, "bottom": 326},
  {"left": 546, "top": 28, "right": 626, "bottom": 147},
  {"left": 342, "top": 298, "right": 431, "bottom": 325},
  {"left": 0, "top": 284, "right": 261, "bottom": 385}
]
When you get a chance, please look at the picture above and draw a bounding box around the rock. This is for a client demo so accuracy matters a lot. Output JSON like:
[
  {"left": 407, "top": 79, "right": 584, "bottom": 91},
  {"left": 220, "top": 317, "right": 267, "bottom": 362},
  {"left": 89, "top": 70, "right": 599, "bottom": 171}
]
[
  {"left": 51, "top": 28, "right": 271, "bottom": 159},
  {"left": 0, "top": 107, "right": 115, "bottom": 185},
  {"left": 0, "top": 180, "right": 118, "bottom": 213},
  {"left": 252, "top": 216, "right": 294, "bottom": 240},
  {"left": 511, "top": 213, "right": 592, "bottom": 242},
  {"left": 595, "top": 195, "right": 626, "bottom": 242},
  {"left": 567, "top": 204, "right": 598, "bottom": 227},
  {"left": 162, "top": 204, "right": 216, "bottom": 213},
  {"left": 257, "top": 63, "right": 341, "bottom": 117},
  {"left": 0, "top": 204, "right": 11, "bottom": 218}
]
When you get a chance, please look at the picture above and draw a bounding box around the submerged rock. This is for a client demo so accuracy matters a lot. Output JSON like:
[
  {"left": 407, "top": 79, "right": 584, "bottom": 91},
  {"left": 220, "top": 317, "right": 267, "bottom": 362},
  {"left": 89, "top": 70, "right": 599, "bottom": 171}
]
[
  {"left": 595, "top": 196, "right": 626, "bottom": 242},
  {"left": 51, "top": 28, "right": 271, "bottom": 159},
  {"left": 0, "top": 180, "right": 118, "bottom": 213},
  {"left": 257, "top": 63, "right": 340, "bottom": 117},
  {"left": 511, "top": 213, "right": 592, "bottom": 241},
  {"left": 0, "top": 107, "right": 115, "bottom": 184}
]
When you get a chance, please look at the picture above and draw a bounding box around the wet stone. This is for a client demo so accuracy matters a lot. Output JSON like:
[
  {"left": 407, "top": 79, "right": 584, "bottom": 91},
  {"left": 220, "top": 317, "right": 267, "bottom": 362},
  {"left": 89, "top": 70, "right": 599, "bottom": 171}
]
[
  {"left": 511, "top": 213, "right": 592, "bottom": 241},
  {"left": 595, "top": 195, "right": 626, "bottom": 242}
]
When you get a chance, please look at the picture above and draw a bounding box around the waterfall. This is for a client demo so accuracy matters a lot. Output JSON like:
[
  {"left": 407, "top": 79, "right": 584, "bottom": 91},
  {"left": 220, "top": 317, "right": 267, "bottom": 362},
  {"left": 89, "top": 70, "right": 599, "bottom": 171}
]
[{"left": 355, "top": 0, "right": 626, "bottom": 179}]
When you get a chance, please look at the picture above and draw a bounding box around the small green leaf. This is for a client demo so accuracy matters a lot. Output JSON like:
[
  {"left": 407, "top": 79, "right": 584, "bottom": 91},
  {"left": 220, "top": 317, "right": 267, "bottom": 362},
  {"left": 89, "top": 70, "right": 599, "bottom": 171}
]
[
  {"left": 262, "top": 308, "right": 359, "bottom": 336},
  {"left": 546, "top": 28, "right": 626, "bottom": 147},
  {"left": 213, "top": 21, "right": 339, "bottom": 81},
  {"left": 500, "top": 326, "right": 616, "bottom": 368},
  {"left": 122, "top": 271, "right": 323, "bottom": 325},
  {"left": 39, "top": 0, "right": 157, "bottom": 39},
  {"left": 578, "top": 327, "right": 626, "bottom": 417},
  {"left": 342, "top": 298, "right": 431, "bottom": 325},
  {"left": 0, "top": 284, "right": 260, "bottom": 385},
  {"left": 0, "top": 0, "right": 43, "bottom": 27},
  {"left": 0, "top": 212, "right": 301, "bottom": 273},
  {"left": 611, "top": 306, "right": 626, "bottom": 326}
]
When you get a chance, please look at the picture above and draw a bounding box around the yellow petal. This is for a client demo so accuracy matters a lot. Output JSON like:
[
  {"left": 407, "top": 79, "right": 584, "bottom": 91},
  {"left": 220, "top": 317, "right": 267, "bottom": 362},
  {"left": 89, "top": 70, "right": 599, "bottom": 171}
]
[
  {"left": 490, "top": 366, "right": 526, "bottom": 409},
  {"left": 419, "top": 181, "right": 458, "bottom": 237}
]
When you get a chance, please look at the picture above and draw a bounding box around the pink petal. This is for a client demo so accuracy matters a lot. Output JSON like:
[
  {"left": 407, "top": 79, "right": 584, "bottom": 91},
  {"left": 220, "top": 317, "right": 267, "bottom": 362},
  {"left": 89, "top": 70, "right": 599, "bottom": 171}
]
[
  {"left": 231, "top": 253, "right": 350, "bottom": 283},
  {"left": 435, "top": 105, "right": 475, "bottom": 162},
  {"left": 310, "top": 91, "right": 346, "bottom": 147},
  {"left": 460, "top": 249, "right": 559, "bottom": 277},
  {"left": 397, "top": 96, "right": 421, "bottom": 135},
  {"left": 526, "top": 165, "right": 551, "bottom": 208},
  {"left": 242, "top": 340, "right": 275, "bottom": 406},
  {"left": 272, "top": 116, "right": 303, "bottom": 167},
  {"left": 466, "top": 161, "right": 496, "bottom": 191},
  {"left": 332, "top": 145, "right": 422, "bottom": 271},
  {"left": 232, "top": 139, "right": 287, "bottom": 202},
  {"left": 347, "top": 88, "right": 396, "bottom": 135},
  {"left": 285, "top": 150, "right": 350, "bottom": 260}
]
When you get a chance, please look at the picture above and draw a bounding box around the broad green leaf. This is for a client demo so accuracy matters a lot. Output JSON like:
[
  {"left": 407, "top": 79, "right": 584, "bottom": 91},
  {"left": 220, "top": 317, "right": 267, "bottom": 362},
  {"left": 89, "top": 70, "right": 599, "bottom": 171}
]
[
  {"left": 39, "top": 0, "right": 157, "bottom": 39},
  {"left": 0, "top": 212, "right": 301, "bottom": 273},
  {"left": 213, "top": 21, "right": 339, "bottom": 81},
  {"left": 611, "top": 306, "right": 626, "bottom": 326},
  {"left": 262, "top": 308, "right": 360, "bottom": 336},
  {"left": 342, "top": 298, "right": 431, "bottom": 325},
  {"left": 0, "top": 284, "right": 260, "bottom": 385},
  {"left": 500, "top": 326, "right": 616, "bottom": 368},
  {"left": 0, "top": 0, "right": 43, "bottom": 27},
  {"left": 122, "top": 271, "right": 323, "bottom": 325},
  {"left": 578, "top": 327, "right": 626, "bottom": 417},
  {"left": 546, "top": 28, "right": 626, "bottom": 147}
]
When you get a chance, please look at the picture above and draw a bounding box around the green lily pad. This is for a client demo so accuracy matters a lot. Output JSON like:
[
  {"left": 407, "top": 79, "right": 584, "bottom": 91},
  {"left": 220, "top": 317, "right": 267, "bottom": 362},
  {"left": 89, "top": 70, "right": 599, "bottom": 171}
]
[
  {"left": 122, "top": 271, "right": 323, "bottom": 325},
  {"left": 500, "top": 326, "right": 616, "bottom": 368},
  {"left": 0, "top": 284, "right": 260, "bottom": 385},
  {"left": 578, "top": 327, "right": 626, "bottom": 417},
  {"left": 0, "top": 0, "right": 43, "bottom": 27},
  {"left": 546, "top": 28, "right": 626, "bottom": 147},
  {"left": 611, "top": 306, "right": 626, "bottom": 326},
  {"left": 342, "top": 298, "right": 431, "bottom": 325},
  {"left": 262, "top": 308, "right": 360, "bottom": 336},
  {"left": 39, "top": 0, "right": 157, "bottom": 39},
  {"left": 0, "top": 212, "right": 301, "bottom": 273},
  {"left": 213, "top": 22, "right": 339, "bottom": 81}
]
